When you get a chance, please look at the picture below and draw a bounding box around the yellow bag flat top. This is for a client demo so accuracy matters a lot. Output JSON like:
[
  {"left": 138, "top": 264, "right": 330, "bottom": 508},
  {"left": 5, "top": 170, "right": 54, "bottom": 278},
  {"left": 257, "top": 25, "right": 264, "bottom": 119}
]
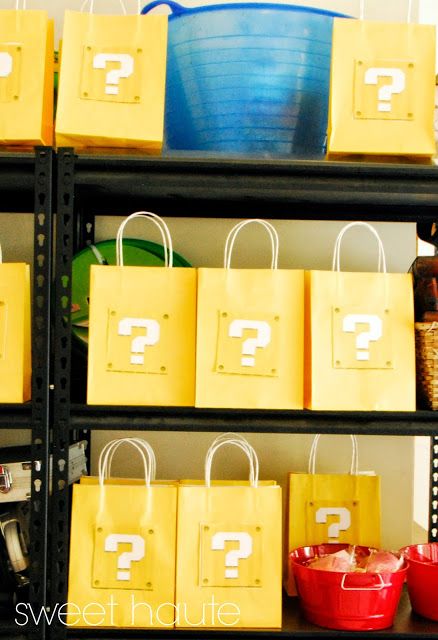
[
  {"left": 55, "top": 11, "right": 167, "bottom": 150},
  {"left": 304, "top": 270, "right": 415, "bottom": 411},
  {"left": 87, "top": 265, "right": 197, "bottom": 406},
  {"left": 0, "top": 10, "right": 53, "bottom": 145},
  {"left": 328, "top": 19, "right": 436, "bottom": 157},
  {"left": 176, "top": 484, "right": 282, "bottom": 629},
  {"left": 196, "top": 268, "right": 304, "bottom": 410},
  {"left": 67, "top": 482, "right": 177, "bottom": 628},
  {"left": 0, "top": 263, "right": 31, "bottom": 402}
]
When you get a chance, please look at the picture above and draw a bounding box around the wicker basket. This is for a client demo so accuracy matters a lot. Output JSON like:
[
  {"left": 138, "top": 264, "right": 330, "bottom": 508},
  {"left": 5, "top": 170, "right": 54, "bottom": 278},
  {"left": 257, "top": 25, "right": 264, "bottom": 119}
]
[{"left": 415, "top": 322, "right": 438, "bottom": 410}]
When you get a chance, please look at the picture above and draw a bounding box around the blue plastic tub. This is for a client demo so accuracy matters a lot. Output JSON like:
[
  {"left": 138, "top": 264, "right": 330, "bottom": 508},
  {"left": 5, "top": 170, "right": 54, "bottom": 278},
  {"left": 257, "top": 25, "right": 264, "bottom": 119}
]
[{"left": 142, "top": 1, "right": 349, "bottom": 157}]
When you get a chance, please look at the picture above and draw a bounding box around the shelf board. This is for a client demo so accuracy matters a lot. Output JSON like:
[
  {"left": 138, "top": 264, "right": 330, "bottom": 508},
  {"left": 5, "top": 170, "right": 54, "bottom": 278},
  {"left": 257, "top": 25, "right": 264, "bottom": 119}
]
[
  {"left": 70, "top": 153, "right": 438, "bottom": 221},
  {"left": 69, "top": 405, "right": 438, "bottom": 436},
  {"left": 65, "top": 590, "right": 438, "bottom": 639},
  {"left": 0, "top": 151, "right": 37, "bottom": 213},
  {"left": 0, "top": 404, "right": 32, "bottom": 429}
]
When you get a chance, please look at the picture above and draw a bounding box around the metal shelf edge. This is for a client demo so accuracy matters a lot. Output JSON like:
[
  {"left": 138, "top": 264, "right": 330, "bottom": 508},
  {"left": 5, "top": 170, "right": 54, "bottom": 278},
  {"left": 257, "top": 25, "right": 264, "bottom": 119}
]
[{"left": 68, "top": 406, "right": 438, "bottom": 436}]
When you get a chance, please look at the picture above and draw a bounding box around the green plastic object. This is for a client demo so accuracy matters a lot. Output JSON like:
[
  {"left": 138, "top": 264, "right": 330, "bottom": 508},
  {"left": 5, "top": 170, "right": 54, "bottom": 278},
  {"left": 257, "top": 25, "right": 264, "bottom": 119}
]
[{"left": 71, "top": 238, "right": 191, "bottom": 353}]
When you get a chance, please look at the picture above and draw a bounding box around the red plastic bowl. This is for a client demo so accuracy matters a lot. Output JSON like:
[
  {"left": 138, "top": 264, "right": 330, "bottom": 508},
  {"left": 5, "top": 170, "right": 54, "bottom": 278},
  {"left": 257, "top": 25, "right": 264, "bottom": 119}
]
[
  {"left": 400, "top": 543, "right": 438, "bottom": 621},
  {"left": 290, "top": 543, "right": 407, "bottom": 631}
]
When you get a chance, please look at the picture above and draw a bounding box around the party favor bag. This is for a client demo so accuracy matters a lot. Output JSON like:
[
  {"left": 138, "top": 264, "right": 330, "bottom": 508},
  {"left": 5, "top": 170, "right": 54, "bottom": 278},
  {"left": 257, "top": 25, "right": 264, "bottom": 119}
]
[
  {"left": 87, "top": 212, "right": 196, "bottom": 405},
  {"left": 67, "top": 438, "right": 177, "bottom": 628},
  {"left": 305, "top": 222, "right": 415, "bottom": 411},
  {"left": 0, "top": 248, "right": 31, "bottom": 402},
  {"left": 0, "top": 6, "right": 53, "bottom": 145},
  {"left": 285, "top": 434, "right": 381, "bottom": 595},
  {"left": 176, "top": 436, "right": 282, "bottom": 628},
  {"left": 196, "top": 219, "right": 304, "bottom": 409},
  {"left": 327, "top": 2, "right": 436, "bottom": 159},
  {"left": 55, "top": 2, "right": 167, "bottom": 150}
]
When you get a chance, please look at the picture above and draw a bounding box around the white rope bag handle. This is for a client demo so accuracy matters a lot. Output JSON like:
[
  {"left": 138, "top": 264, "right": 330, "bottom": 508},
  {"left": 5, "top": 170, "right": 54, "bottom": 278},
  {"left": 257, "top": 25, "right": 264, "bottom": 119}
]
[
  {"left": 224, "top": 219, "right": 279, "bottom": 270},
  {"left": 97, "top": 438, "right": 156, "bottom": 519},
  {"left": 104, "top": 438, "right": 156, "bottom": 481},
  {"left": 98, "top": 437, "right": 156, "bottom": 487},
  {"left": 116, "top": 211, "right": 173, "bottom": 268},
  {"left": 206, "top": 434, "right": 258, "bottom": 487},
  {"left": 99, "top": 437, "right": 157, "bottom": 483},
  {"left": 205, "top": 440, "right": 259, "bottom": 489},
  {"left": 308, "top": 434, "right": 359, "bottom": 475},
  {"left": 359, "top": 0, "right": 412, "bottom": 21},
  {"left": 332, "top": 222, "right": 387, "bottom": 274},
  {"left": 99, "top": 438, "right": 154, "bottom": 486}
]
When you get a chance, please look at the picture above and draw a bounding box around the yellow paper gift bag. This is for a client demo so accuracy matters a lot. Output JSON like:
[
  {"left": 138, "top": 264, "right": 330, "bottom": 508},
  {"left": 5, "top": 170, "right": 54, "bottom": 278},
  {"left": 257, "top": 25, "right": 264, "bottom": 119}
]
[
  {"left": 196, "top": 219, "right": 304, "bottom": 409},
  {"left": 0, "top": 259, "right": 31, "bottom": 403},
  {"left": 55, "top": 6, "right": 167, "bottom": 150},
  {"left": 327, "top": 11, "right": 436, "bottom": 159},
  {"left": 0, "top": 9, "right": 53, "bottom": 146},
  {"left": 67, "top": 438, "right": 178, "bottom": 628},
  {"left": 87, "top": 212, "right": 196, "bottom": 406},
  {"left": 304, "top": 222, "right": 415, "bottom": 411},
  {"left": 285, "top": 435, "right": 381, "bottom": 596},
  {"left": 176, "top": 437, "right": 282, "bottom": 629}
]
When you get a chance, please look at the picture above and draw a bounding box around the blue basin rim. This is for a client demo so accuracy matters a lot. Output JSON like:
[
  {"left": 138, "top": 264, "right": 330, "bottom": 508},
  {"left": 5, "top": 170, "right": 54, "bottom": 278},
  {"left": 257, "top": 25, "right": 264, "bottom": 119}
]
[{"left": 141, "top": 1, "right": 351, "bottom": 20}]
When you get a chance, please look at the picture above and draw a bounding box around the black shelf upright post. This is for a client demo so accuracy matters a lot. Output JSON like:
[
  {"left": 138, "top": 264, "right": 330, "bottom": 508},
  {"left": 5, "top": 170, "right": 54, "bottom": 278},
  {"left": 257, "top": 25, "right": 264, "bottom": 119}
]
[
  {"left": 76, "top": 198, "right": 95, "bottom": 251},
  {"left": 71, "top": 193, "right": 94, "bottom": 449},
  {"left": 49, "top": 148, "right": 75, "bottom": 640},
  {"left": 25, "top": 147, "right": 53, "bottom": 640}
]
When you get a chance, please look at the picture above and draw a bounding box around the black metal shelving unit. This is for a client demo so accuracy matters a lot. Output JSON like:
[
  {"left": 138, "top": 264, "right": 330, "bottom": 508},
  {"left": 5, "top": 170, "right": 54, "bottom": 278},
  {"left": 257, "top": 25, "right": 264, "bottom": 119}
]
[
  {"left": 0, "top": 148, "right": 53, "bottom": 640},
  {"left": 49, "top": 148, "right": 438, "bottom": 640}
]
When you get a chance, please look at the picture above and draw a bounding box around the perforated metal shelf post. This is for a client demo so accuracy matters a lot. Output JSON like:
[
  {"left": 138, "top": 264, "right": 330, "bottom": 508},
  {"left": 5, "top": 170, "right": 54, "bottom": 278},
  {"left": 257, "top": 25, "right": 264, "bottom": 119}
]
[
  {"left": 26, "top": 147, "right": 53, "bottom": 640},
  {"left": 49, "top": 149, "right": 75, "bottom": 640}
]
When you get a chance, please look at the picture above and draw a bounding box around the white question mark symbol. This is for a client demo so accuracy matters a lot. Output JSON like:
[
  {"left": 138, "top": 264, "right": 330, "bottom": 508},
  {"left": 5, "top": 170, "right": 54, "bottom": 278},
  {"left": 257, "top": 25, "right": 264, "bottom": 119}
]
[
  {"left": 93, "top": 53, "right": 134, "bottom": 96},
  {"left": 211, "top": 532, "right": 253, "bottom": 578},
  {"left": 118, "top": 317, "right": 160, "bottom": 365},
  {"left": 315, "top": 507, "right": 351, "bottom": 541},
  {"left": 342, "top": 314, "right": 382, "bottom": 361},
  {"left": 364, "top": 67, "right": 406, "bottom": 113},
  {"left": 104, "top": 533, "right": 145, "bottom": 581},
  {"left": 228, "top": 319, "right": 271, "bottom": 367},
  {"left": 0, "top": 53, "right": 12, "bottom": 79}
]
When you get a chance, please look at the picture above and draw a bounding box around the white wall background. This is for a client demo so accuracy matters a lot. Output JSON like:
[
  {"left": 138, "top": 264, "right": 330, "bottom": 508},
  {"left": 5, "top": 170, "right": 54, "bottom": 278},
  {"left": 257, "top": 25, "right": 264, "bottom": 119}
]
[
  {"left": 17, "top": 0, "right": 421, "bottom": 44},
  {"left": 3, "top": 0, "right": 434, "bottom": 550}
]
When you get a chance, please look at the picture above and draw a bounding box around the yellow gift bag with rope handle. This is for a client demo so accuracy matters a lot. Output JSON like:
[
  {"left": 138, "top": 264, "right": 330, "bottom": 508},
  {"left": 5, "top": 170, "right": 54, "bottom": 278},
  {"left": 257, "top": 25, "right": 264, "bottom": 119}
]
[
  {"left": 87, "top": 212, "right": 196, "bottom": 406},
  {"left": 0, "top": 4, "right": 53, "bottom": 146},
  {"left": 304, "top": 222, "right": 415, "bottom": 411},
  {"left": 327, "top": 0, "right": 435, "bottom": 159},
  {"left": 195, "top": 219, "right": 304, "bottom": 409},
  {"left": 176, "top": 436, "right": 282, "bottom": 628},
  {"left": 285, "top": 434, "right": 381, "bottom": 595},
  {"left": 67, "top": 437, "right": 177, "bottom": 628},
  {"left": 0, "top": 243, "right": 31, "bottom": 402},
  {"left": 55, "top": 1, "right": 167, "bottom": 150}
]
